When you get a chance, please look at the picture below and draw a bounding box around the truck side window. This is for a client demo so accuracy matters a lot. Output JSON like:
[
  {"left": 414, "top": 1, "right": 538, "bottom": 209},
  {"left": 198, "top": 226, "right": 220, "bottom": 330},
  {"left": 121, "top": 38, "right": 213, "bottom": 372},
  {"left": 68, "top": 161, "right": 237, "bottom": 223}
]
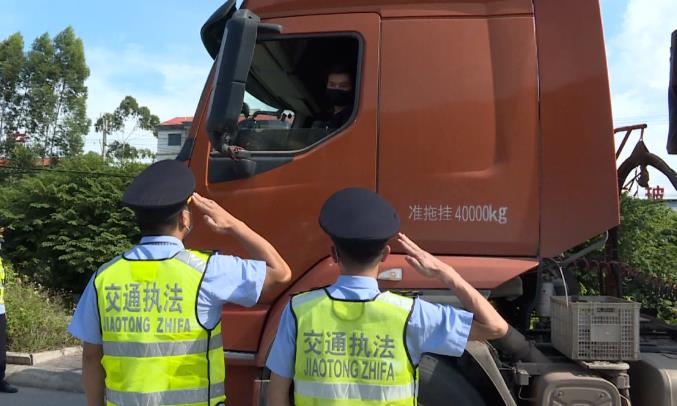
[{"left": 233, "top": 35, "right": 360, "bottom": 153}]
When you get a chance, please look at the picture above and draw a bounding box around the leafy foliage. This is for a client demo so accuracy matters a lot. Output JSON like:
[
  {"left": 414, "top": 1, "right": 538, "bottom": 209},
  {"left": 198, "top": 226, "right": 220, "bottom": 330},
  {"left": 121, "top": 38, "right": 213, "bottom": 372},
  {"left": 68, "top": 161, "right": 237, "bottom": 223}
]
[
  {"left": 0, "top": 28, "right": 89, "bottom": 159},
  {"left": 617, "top": 195, "right": 677, "bottom": 277},
  {"left": 0, "top": 32, "right": 25, "bottom": 150},
  {"left": 49, "top": 27, "right": 90, "bottom": 157},
  {"left": 617, "top": 195, "right": 677, "bottom": 323},
  {"left": 0, "top": 153, "right": 145, "bottom": 292},
  {"left": 107, "top": 140, "right": 155, "bottom": 163},
  {"left": 95, "top": 95, "right": 159, "bottom": 162},
  {"left": 575, "top": 195, "right": 677, "bottom": 323},
  {"left": 2, "top": 261, "right": 79, "bottom": 352}
]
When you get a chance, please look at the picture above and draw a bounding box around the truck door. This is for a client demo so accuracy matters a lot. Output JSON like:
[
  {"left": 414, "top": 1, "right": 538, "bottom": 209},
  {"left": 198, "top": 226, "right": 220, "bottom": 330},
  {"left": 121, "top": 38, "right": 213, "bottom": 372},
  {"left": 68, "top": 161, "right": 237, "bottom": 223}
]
[
  {"left": 189, "top": 13, "right": 381, "bottom": 303},
  {"left": 378, "top": 15, "right": 540, "bottom": 256}
]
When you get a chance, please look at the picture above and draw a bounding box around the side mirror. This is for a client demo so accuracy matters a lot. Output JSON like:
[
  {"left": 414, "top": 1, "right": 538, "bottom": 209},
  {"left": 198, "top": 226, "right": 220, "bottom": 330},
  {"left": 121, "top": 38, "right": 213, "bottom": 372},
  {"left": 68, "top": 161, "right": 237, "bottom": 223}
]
[
  {"left": 200, "top": 0, "right": 237, "bottom": 60},
  {"left": 205, "top": 9, "right": 282, "bottom": 153},
  {"left": 668, "top": 29, "right": 676, "bottom": 154}
]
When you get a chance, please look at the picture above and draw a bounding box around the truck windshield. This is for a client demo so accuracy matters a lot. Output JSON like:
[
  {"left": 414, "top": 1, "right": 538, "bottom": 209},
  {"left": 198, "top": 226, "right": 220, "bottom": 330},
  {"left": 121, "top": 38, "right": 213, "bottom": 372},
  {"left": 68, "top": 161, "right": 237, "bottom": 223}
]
[{"left": 232, "top": 35, "right": 360, "bottom": 152}]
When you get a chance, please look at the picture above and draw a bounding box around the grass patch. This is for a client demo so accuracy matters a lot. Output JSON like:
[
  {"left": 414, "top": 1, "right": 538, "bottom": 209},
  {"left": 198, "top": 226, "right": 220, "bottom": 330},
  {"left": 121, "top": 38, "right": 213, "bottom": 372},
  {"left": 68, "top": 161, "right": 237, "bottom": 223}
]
[{"left": 3, "top": 261, "right": 79, "bottom": 352}]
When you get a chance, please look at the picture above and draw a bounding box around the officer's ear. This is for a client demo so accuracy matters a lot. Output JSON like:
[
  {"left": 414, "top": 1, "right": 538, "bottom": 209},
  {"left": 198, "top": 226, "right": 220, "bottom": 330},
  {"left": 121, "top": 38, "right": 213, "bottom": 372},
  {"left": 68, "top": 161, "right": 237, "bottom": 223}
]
[
  {"left": 178, "top": 207, "right": 191, "bottom": 232},
  {"left": 381, "top": 245, "right": 391, "bottom": 263},
  {"left": 330, "top": 245, "right": 339, "bottom": 264}
]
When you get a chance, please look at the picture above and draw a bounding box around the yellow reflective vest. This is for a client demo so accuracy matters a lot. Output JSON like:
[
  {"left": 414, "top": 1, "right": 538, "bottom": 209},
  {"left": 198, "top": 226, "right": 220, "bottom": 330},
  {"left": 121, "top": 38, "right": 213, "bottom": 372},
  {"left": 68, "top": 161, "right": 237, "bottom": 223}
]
[
  {"left": 0, "top": 257, "right": 5, "bottom": 306},
  {"left": 94, "top": 250, "right": 225, "bottom": 406},
  {"left": 292, "top": 288, "right": 417, "bottom": 405}
]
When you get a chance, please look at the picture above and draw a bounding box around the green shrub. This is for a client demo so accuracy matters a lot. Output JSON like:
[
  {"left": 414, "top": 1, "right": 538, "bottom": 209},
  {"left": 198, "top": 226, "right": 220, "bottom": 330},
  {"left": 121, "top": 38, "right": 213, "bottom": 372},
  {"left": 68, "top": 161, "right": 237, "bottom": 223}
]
[
  {"left": 618, "top": 195, "right": 677, "bottom": 277},
  {"left": 0, "top": 153, "right": 145, "bottom": 293},
  {"left": 574, "top": 195, "right": 677, "bottom": 323},
  {"left": 618, "top": 195, "right": 677, "bottom": 322},
  {"left": 3, "top": 261, "right": 79, "bottom": 352}
]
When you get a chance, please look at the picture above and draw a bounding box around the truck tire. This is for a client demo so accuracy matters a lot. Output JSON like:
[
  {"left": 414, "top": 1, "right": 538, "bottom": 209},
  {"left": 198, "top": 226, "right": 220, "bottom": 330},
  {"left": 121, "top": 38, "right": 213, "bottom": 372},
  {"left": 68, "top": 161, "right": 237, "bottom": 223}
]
[{"left": 417, "top": 353, "right": 488, "bottom": 406}]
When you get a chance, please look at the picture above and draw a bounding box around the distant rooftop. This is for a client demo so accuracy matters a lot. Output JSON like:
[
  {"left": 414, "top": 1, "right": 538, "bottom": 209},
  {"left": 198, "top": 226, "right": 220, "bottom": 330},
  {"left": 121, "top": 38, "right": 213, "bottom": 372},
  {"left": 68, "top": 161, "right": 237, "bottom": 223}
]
[
  {"left": 158, "top": 113, "right": 285, "bottom": 128},
  {"left": 0, "top": 158, "right": 52, "bottom": 167},
  {"left": 159, "top": 116, "right": 193, "bottom": 126}
]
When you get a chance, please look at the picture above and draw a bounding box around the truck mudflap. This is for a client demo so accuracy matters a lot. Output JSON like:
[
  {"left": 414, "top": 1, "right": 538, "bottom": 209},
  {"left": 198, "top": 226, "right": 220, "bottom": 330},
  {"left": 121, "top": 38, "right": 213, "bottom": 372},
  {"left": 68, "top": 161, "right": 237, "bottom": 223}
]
[
  {"left": 464, "top": 341, "right": 517, "bottom": 406},
  {"left": 417, "top": 342, "right": 516, "bottom": 406}
]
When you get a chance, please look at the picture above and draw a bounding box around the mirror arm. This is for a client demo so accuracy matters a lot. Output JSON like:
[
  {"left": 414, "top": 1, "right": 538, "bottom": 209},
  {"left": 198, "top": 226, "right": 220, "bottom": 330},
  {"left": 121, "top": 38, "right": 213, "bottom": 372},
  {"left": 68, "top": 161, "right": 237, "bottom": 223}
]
[
  {"left": 205, "top": 10, "right": 283, "bottom": 154},
  {"left": 258, "top": 23, "right": 282, "bottom": 34}
]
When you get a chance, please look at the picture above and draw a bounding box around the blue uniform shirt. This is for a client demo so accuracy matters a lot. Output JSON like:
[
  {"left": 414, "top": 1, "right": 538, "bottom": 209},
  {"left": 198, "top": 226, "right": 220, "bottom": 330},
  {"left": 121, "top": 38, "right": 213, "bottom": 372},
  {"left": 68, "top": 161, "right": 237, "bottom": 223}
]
[
  {"left": 68, "top": 236, "right": 266, "bottom": 344},
  {"left": 266, "top": 275, "right": 474, "bottom": 379}
]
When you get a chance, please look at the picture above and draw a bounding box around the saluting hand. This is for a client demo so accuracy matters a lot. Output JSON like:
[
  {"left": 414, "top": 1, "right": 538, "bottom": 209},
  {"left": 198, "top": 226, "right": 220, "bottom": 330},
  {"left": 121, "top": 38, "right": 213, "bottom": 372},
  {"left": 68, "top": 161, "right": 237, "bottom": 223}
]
[
  {"left": 398, "top": 233, "right": 454, "bottom": 279},
  {"left": 191, "top": 193, "right": 242, "bottom": 234}
]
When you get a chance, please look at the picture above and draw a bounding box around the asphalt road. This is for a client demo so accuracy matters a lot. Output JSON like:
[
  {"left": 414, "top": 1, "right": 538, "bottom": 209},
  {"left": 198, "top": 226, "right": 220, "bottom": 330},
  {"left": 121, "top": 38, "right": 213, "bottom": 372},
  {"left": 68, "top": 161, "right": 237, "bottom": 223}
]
[{"left": 0, "top": 386, "right": 86, "bottom": 406}]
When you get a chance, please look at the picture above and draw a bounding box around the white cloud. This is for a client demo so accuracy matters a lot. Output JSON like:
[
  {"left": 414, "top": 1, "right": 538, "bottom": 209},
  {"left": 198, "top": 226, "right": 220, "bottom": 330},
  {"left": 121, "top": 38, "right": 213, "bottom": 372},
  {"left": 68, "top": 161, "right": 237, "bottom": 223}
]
[
  {"left": 605, "top": 0, "right": 677, "bottom": 197},
  {"left": 83, "top": 44, "right": 212, "bottom": 153}
]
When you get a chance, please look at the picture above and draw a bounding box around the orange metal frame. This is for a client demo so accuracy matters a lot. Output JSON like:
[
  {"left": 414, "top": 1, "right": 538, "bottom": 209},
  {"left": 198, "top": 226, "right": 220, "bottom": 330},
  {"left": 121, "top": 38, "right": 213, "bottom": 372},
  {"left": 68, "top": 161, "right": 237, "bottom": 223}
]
[{"left": 184, "top": 1, "right": 620, "bottom": 403}]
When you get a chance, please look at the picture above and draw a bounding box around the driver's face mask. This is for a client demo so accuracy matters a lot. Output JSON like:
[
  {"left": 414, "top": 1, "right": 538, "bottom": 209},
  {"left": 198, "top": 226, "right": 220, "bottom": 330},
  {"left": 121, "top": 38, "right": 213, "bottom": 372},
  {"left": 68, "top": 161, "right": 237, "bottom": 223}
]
[{"left": 326, "top": 88, "right": 353, "bottom": 107}]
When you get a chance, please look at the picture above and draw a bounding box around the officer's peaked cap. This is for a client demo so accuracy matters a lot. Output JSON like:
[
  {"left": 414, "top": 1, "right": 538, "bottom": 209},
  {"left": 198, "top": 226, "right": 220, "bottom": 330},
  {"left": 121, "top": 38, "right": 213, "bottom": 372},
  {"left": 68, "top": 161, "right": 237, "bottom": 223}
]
[
  {"left": 122, "top": 160, "right": 195, "bottom": 222},
  {"left": 319, "top": 188, "right": 400, "bottom": 241}
]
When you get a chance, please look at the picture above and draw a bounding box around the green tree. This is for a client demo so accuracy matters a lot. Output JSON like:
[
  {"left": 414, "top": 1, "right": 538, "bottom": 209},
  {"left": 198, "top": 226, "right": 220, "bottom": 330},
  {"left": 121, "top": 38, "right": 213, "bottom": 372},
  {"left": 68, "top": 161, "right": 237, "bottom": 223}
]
[
  {"left": 21, "top": 27, "right": 89, "bottom": 159},
  {"left": 21, "top": 33, "right": 57, "bottom": 157},
  {"left": 617, "top": 195, "right": 677, "bottom": 322},
  {"left": 617, "top": 195, "right": 677, "bottom": 277},
  {"left": 50, "top": 27, "right": 90, "bottom": 157},
  {"left": 107, "top": 140, "right": 155, "bottom": 164},
  {"left": 95, "top": 95, "right": 159, "bottom": 162},
  {"left": 7, "top": 143, "right": 37, "bottom": 169},
  {"left": 0, "top": 143, "right": 38, "bottom": 184},
  {"left": 0, "top": 32, "right": 25, "bottom": 154},
  {"left": 0, "top": 153, "right": 145, "bottom": 292},
  {"left": 575, "top": 195, "right": 677, "bottom": 323}
]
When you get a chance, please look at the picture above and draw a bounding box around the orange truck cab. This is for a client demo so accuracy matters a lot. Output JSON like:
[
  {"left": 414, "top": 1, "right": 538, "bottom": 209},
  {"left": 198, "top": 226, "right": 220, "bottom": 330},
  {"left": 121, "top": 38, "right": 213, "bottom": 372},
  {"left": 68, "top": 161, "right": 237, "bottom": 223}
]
[{"left": 178, "top": 0, "right": 671, "bottom": 404}]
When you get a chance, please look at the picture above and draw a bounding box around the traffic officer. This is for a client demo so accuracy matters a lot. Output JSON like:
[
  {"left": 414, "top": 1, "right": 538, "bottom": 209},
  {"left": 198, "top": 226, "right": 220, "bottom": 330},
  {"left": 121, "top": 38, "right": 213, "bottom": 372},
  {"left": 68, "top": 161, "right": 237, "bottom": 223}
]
[
  {"left": 266, "top": 188, "right": 509, "bottom": 405},
  {"left": 0, "top": 228, "right": 18, "bottom": 394},
  {"left": 68, "top": 160, "right": 291, "bottom": 406}
]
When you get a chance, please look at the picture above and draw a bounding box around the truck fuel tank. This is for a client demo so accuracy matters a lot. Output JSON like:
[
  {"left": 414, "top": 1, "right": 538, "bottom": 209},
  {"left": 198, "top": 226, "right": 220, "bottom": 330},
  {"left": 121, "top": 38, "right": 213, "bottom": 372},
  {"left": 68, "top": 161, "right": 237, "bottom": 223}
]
[
  {"left": 629, "top": 352, "right": 677, "bottom": 406},
  {"left": 533, "top": 371, "right": 621, "bottom": 406}
]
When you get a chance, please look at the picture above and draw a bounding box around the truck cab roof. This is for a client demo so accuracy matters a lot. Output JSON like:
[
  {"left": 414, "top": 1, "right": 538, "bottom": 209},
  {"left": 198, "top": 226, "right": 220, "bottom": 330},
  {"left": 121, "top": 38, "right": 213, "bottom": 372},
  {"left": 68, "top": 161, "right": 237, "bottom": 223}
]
[{"left": 244, "top": 0, "right": 534, "bottom": 18}]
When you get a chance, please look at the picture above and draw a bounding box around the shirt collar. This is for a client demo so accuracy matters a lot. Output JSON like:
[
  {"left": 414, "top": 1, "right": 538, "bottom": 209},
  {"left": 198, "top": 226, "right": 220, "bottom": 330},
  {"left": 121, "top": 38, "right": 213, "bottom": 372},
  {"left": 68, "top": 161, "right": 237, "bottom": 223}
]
[
  {"left": 334, "top": 275, "right": 380, "bottom": 291},
  {"left": 138, "top": 235, "right": 184, "bottom": 248}
]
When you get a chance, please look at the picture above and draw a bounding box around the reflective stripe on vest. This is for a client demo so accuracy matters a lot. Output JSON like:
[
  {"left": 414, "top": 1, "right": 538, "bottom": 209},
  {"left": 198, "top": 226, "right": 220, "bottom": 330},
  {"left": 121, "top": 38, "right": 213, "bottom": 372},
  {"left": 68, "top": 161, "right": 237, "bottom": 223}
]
[
  {"left": 106, "top": 382, "right": 225, "bottom": 406},
  {"left": 95, "top": 249, "right": 226, "bottom": 406},
  {"left": 292, "top": 289, "right": 417, "bottom": 406},
  {"left": 103, "top": 333, "right": 223, "bottom": 357},
  {"left": 295, "top": 381, "right": 416, "bottom": 402}
]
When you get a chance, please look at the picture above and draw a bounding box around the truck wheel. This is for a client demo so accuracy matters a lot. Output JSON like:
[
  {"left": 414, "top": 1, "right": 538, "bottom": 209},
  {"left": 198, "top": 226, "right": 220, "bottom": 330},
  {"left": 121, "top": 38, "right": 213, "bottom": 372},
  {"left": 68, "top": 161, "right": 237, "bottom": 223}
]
[{"left": 417, "top": 353, "right": 488, "bottom": 406}]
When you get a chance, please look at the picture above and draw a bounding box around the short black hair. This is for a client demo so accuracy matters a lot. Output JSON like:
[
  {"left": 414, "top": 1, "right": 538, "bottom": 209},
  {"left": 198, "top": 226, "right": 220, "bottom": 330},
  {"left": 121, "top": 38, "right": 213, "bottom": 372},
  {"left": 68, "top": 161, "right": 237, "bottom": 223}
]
[
  {"left": 135, "top": 206, "right": 186, "bottom": 236},
  {"left": 327, "top": 64, "right": 353, "bottom": 81},
  {"left": 333, "top": 238, "right": 388, "bottom": 267}
]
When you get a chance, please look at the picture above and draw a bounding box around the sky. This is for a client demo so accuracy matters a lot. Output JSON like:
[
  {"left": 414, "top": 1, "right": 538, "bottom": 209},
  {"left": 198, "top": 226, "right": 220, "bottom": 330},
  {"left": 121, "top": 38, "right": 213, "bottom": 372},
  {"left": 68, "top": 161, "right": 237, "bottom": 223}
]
[{"left": 0, "top": 0, "right": 676, "bottom": 197}]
